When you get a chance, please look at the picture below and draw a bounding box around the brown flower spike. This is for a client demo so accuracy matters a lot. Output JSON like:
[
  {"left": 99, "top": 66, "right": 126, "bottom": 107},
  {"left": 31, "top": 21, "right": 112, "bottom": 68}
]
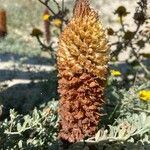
[
  {"left": 0, "top": 9, "right": 7, "bottom": 38},
  {"left": 57, "top": 0, "right": 109, "bottom": 143},
  {"left": 43, "top": 8, "right": 51, "bottom": 44}
]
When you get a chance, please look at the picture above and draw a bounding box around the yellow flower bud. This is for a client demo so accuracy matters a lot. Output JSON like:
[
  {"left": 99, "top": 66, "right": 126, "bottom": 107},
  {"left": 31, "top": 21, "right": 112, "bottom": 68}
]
[
  {"left": 43, "top": 14, "right": 50, "bottom": 21},
  {"left": 52, "top": 18, "right": 62, "bottom": 27}
]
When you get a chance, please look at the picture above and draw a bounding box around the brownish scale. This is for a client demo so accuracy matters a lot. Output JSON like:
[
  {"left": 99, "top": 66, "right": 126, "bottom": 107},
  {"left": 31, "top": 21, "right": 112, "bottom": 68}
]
[{"left": 57, "top": 0, "right": 109, "bottom": 143}]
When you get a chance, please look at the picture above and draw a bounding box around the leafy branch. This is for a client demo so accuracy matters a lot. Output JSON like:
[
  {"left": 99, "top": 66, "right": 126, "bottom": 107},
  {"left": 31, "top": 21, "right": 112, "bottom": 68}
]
[
  {"left": 67, "top": 112, "right": 150, "bottom": 149},
  {"left": 109, "top": 0, "right": 149, "bottom": 76}
]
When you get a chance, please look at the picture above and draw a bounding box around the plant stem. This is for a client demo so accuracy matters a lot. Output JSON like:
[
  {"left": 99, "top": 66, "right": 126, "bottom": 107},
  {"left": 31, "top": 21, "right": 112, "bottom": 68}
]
[{"left": 38, "top": 0, "right": 56, "bottom": 15}]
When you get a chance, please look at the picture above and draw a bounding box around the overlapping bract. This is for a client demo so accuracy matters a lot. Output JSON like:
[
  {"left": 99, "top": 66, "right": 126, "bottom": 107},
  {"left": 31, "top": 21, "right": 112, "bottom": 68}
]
[{"left": 57, "top": 0, "right": 109, "bottom": 142}]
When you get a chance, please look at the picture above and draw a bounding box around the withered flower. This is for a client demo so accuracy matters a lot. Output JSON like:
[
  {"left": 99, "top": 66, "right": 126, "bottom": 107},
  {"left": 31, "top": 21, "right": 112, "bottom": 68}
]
[
  {"left": 57, "top": 0, "right": 109, "bottom": 143},
  {"left": 124, "top": 30, "right": 135, "bottom": 41},
  {"left": 30, "top": 28, "right": 43, "bottom": 37},
  {"left": 0, "top": 9, "right": 7, "bottom": 37},
  {"left": 107, "top": 28, "right": 114, "bottom": 36},
  {"left": 114, "top": 6, "right": 129, "bottom": 17}
]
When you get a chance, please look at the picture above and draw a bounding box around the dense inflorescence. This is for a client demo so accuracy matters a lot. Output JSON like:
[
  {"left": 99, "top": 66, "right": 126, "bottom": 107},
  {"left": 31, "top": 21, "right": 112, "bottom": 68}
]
[
  {"left": 0, "top": 9, "right": 7, "bottom": 37},
  {"left": 57, "top": 0, "right": 109, "bottom": 143}
]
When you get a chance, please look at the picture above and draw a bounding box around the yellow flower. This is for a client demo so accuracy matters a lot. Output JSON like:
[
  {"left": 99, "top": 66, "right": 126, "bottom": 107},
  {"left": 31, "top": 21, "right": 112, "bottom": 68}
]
[
  {"left": 138, "top": 90, "right": 150, "bottom": 101},
  {"left": 52, "top": 18, "right": 62, "bottom": 27},
  {"left": 43, "top": 14, "right": 50, "bottom": 21},
  {"left": 111, "top": 70, "right": 121, "bottom": 76}
]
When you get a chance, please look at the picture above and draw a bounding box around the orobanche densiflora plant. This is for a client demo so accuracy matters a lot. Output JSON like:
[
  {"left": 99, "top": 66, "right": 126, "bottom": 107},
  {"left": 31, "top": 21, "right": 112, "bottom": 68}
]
[{"left": 57, "top": 0, "right": 109, "bottom": 143}]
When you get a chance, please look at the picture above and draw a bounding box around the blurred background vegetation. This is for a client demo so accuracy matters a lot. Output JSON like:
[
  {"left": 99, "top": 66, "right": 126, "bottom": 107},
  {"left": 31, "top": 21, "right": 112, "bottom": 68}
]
[{"left": 0, "top": 0, "right": 149, "bottom": 149}]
